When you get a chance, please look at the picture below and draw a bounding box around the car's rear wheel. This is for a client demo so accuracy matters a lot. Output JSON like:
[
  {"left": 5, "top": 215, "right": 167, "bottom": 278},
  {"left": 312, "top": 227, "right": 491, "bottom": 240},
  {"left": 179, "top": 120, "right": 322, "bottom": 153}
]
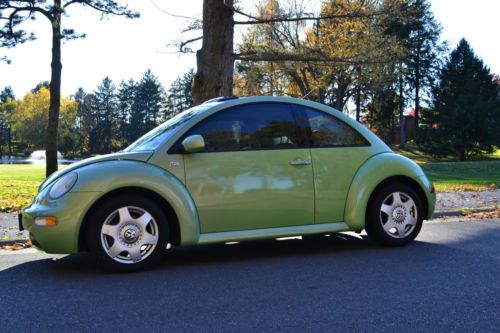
[
  {"left": 365, "top": 183, "right": 424, "bottom": 246},
  {"left": 86, "top": 195, "right": 169, "bottom": 272}
]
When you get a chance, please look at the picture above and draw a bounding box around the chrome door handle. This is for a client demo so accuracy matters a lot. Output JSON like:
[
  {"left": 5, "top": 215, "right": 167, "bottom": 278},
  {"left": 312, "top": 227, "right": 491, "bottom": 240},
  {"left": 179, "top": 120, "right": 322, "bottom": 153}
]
[{"left": 290, "top": 159, "right": 311, "bottom": 166}]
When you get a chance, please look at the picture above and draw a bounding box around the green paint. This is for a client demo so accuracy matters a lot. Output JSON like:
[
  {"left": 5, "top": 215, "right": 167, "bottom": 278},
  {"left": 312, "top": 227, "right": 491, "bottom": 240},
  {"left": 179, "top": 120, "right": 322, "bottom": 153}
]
[
  {"left": 184, "top": 149, "right": 315, "bottom": 233},
  {"left": 311, "top": 147, "right": 374, "bottom": 223},
  {"left": 22, "top": 96, "right": 436, "bottom": 255},
  {"left": 198, "top": 222, "right": 350, "bottom": 244}
]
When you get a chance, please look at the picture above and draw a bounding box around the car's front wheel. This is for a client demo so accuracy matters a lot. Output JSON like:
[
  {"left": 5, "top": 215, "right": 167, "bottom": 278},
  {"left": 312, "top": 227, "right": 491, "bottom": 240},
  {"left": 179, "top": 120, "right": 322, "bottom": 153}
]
[
  {"left": 86, "top": 195, "right": 169, "bottom": 272},
  {"left": 365, "top": 183, "right": 424, "bottom": 246}
]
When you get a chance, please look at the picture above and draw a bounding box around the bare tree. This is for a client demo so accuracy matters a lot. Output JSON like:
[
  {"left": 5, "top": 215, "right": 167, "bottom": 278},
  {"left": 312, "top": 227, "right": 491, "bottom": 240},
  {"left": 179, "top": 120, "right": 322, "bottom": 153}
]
[
  {"left": 192, "top": 0, "right": 235, "bottom": 105},
  {"left": 168, "top": 0, "right": 396, "bottom": 105}
]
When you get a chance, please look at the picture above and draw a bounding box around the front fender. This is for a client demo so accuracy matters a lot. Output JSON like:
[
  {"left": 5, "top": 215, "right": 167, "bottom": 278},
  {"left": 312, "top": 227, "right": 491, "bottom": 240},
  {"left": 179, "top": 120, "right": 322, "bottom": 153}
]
[
  {"left": 74, "top": 160, "right": 200, "bottom": 246},
  {"left": 344, "top": 153, "right": 434, "bottom": 231}
]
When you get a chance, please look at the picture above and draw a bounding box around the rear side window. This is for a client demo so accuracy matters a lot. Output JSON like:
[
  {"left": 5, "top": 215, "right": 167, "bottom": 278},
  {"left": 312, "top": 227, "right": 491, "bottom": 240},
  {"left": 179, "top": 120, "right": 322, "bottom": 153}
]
[
  {"left": 184, "top": 103, "right": 305, "bottom": 152},
  {"left": 301, "top": 107, "right": 368, "bottom": 147}
]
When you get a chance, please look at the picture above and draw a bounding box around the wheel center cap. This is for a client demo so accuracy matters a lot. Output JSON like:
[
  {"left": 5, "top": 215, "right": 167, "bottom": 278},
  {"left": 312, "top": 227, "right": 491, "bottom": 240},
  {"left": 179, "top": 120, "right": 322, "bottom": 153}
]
[
  {"left": 122, "top": 225, "right": 140, "bottom": 244},
  {"left": 393, "top": 207, "right": 406, "bottom": 223}
]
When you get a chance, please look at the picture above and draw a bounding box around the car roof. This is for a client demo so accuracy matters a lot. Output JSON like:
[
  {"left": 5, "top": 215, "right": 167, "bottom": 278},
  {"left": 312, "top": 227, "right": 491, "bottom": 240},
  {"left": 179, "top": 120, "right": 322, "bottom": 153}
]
[{"left": 204, "top": 95, "right": 330, "bottom": 109}]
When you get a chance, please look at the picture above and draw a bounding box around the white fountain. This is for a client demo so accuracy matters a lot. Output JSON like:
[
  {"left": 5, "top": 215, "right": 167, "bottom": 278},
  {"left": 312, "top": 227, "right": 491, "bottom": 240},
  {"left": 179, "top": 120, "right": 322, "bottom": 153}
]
[{"left": 27, "top": 150, "right": 64, "bottom": 163}]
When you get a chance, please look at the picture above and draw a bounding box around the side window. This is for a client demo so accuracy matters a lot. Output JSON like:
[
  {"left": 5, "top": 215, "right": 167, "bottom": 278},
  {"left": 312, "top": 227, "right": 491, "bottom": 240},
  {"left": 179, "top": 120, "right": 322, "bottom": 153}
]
[
  {"left": 303, "top": 108, "right": 368, "bottom": 147},
  {"left": 184, "top": 103, "right": 304, "bottom": 152}
]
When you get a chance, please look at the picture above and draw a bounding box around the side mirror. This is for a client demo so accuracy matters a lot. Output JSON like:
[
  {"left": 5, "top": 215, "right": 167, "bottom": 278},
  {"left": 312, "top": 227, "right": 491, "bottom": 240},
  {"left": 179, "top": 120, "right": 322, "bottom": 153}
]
[{"left": 181, "top": 135, "right": 205, "bottom": 153}]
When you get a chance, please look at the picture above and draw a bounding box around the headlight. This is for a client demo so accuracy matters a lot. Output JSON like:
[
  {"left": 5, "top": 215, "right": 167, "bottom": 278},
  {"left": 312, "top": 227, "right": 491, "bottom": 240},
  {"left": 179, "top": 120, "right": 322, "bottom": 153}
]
[{"left": 48, "top": 172, "right": 78, "bottom": 200}]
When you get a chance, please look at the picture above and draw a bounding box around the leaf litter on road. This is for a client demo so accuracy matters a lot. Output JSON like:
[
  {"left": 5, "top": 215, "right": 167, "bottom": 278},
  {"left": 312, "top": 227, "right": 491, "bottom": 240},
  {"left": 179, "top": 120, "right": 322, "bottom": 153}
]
[{"left": 1, "top": 240, "right": 32, "bottom": 251}]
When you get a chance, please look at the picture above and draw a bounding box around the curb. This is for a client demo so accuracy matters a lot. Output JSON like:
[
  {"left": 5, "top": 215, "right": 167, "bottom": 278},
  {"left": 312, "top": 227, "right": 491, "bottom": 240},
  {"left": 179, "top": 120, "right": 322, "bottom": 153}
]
[{"left": 432, "top": 207, "right": 498, "bottom": 219}]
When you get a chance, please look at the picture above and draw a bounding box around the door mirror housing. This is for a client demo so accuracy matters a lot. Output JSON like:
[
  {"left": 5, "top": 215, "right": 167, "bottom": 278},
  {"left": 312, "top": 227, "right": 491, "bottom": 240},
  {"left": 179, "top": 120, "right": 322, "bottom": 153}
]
[{"left": 182, "top": 135, "right": 205, "bottom": 153}]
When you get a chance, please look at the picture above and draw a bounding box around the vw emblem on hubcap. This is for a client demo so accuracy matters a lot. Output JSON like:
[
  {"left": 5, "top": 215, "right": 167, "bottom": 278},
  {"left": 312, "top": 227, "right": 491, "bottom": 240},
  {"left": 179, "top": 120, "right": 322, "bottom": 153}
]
[
  {"left": 392, "top": 207, "right": 406, "bottom": 223},
  {"left": 122, "top": 226, "right": 140, "bottom": 243}
]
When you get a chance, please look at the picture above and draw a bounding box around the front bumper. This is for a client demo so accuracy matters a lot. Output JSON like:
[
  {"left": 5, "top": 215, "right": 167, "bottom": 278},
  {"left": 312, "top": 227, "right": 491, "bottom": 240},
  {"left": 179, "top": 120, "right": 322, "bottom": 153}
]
[{"left": 22, "top": 190, "right": 101, "bottom": 254}]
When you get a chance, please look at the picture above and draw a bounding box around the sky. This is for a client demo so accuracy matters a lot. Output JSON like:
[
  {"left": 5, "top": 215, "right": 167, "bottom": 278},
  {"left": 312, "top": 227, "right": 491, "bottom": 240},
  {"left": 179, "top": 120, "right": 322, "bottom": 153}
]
[{"left": 0, "top": 0, "right": 499, "bottom": 98}]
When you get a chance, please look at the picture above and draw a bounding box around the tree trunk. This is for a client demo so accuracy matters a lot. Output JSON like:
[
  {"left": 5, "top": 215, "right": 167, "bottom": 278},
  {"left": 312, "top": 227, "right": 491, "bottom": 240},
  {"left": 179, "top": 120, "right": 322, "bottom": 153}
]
[
  {"left": 318, "top": 87, "right": 325, "bottom": 105},
  {"left": 399, "top": 67, "right": 405, "bottom": 148},
  {"left": 288, "top": 70, "right": 308, "bottom": 97},
  {"left": 46, "top": 1, "right": 62, "bottom": 177},
  {"left": 355, "top": 66, "right": 361, "bottom": 122},
  {"left": 457, "top": 150, "right": 466, "bottom": 161},
  {"left": 355, "top": 85, "right": 361, "bottom": 122},
  {"left": 192, "top": 0, "right": 235, "bottom": 105},
  {"left": 8, "top": 127, "right": 12, "bottom": 156},
  {"left": 414, "top": 51, "right": 421, "bottom": 135}
]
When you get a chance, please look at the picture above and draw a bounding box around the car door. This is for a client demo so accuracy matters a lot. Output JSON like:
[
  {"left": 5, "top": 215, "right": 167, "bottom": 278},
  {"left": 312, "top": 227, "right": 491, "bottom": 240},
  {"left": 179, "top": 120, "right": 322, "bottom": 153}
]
[
  {"left": 294, "top": 105, "right": 373, "bottom": 223},
  {"left": 181, "top": 102, "right": 315, "bottom": 233}
]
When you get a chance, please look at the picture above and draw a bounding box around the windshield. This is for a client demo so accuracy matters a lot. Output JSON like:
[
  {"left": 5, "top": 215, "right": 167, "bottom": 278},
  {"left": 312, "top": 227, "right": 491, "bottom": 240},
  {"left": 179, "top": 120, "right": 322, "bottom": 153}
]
[{"left": 124, "top": 104, "right": 212, "bottom": 152}]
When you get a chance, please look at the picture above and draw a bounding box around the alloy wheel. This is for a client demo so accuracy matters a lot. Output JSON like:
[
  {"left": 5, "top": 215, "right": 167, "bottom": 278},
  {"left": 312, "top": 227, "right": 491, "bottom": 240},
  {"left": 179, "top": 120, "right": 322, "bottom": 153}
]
[
  {"left": 379, "top": 191, "right": 418, "bottom": 238},
  {"left": 100, "top": 206, "right": 159, "bottom": 264}
]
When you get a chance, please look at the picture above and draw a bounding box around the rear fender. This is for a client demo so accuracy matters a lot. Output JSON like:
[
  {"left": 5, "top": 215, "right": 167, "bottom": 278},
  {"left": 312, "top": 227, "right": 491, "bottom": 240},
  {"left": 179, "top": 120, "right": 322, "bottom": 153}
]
[{"left": 344, "top": 153, "right": 433, "bottom": 231}]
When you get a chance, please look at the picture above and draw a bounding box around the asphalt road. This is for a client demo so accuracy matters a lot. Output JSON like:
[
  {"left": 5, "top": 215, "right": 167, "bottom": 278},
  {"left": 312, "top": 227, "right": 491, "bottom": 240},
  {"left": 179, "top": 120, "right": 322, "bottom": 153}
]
[{"left": 1, "top": 220, "right": 499, "bottom": 332}]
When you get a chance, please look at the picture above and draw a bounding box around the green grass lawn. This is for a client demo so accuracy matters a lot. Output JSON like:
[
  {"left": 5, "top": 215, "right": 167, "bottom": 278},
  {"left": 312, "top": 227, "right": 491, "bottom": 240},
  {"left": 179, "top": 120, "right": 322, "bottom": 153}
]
[
  {"left": 394, "top": 145, "right": 500, "bottom": 191},
  {"left": 421, "top": 161, "right": 500, "bottom": 192},
  {"left": 0, "top": 164, "right": 47, "bottom": 212},
  {"left": 1, "top": 155, "right": 499, "bottom": 212}
]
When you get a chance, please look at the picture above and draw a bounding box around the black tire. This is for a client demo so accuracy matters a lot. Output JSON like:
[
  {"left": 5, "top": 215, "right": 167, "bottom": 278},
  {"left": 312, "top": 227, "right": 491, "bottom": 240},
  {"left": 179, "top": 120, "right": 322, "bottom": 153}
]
[
  {"left": 86, "top": 194, "right": 169, "bottom": 273},
  {"left": 365, "top": 183, "right": 424, "bottom": 246}
]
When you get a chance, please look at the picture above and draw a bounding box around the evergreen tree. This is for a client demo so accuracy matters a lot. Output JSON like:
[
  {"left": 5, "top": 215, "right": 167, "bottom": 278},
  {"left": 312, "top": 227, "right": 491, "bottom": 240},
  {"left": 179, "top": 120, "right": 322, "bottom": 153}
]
[
  {"left": 31, "top": 81, "right": 51, "bottom": 94},
  {"left": 117, "top": 79, "right": 136, "bottom": 147},
  {"left": 165, "top": 69, "right": 194, "bottom": 118},
  {"left": 0, "top": 86, "right": 15, "bottom": 103},
  {"left": 139, "top": 70, "right": 164, "bottom": 130},
  {"left": 405, "top": 0, "right": 443, "bottom": 132},
  {"left": 367, "top": 84, "right": 399, "bottom": 143},
  {"left": 128, "top": 91, "right": 146, "bottom": 144},
  {"left": 73, "top": 88, "right": 95, "bottom": 155},
  {"left": 128, "top": 70, "right": 164, "bottom": 142},
  {"left": 91, "top": 77, "right": 118, "bottom": 153},
  {"left": 0, "top": 86, "right": 15, "bottom": 156},
  {"left": 417, "top": 39, "right": 500, "bottom": 160},
  {"left": 73, "top": 88, "right": 86, "bottom": 154},
  {"left": 369, "top": 0, "right": 443, "bottom": 144}
]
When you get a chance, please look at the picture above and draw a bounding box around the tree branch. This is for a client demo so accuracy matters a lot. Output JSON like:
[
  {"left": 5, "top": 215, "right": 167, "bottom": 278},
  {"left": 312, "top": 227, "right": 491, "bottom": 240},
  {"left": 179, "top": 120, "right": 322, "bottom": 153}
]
[
  {"left": 232, "top": 7, "right": 260, "bottom": 21},
  {"left": 150, "top": 0, "right": 199, "bottom": 20},
  {"left": 63, "top": 0, "right": 138, "bottom": 18},
  {"left": 233, "top": 10, "right": 387, "bottom": 25},
  {"left": 5, "top": 5, "right": 52, "bottom": 42},
  {"left": 234, "top": 52, "right": 394, "bottom": 65},
  {"left": 63, "top": 0, "right": 84, "bottom": 9},
  {"left": 178, "top": 36, "right": 203, "bottom": 53},
  {"left": 6, "top": 5, "right": 52, "bottom": 20}
]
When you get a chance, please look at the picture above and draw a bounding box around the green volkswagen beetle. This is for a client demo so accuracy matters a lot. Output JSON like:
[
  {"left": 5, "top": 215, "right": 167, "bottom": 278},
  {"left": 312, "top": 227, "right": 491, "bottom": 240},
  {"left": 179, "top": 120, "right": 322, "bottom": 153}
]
[{"left": 21, "top": 96, "right": 435, "bottom": 272}]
